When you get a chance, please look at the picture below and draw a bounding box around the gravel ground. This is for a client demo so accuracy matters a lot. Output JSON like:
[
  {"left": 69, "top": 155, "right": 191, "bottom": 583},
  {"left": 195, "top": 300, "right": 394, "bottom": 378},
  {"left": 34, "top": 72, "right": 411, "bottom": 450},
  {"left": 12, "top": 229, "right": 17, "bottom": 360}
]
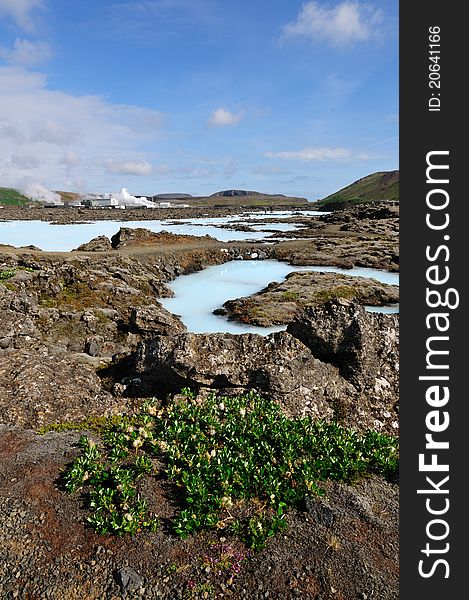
[{"left": 0, "top": 426, "right": 398, "bottom": 600}]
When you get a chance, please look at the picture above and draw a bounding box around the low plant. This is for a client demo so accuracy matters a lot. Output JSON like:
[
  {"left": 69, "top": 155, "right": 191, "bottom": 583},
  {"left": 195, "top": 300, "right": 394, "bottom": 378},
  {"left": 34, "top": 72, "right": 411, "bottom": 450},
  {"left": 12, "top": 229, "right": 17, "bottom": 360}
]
[
  {"left": 0, "top": 269, "right": 15, "bottom": 282},
  {"left": 63, "top": 433, "right": 159, "bottom": 536},
  {"left": 282, "top": 290, "right": 300, "bottom": 302},
  {"left": 313, "top": 285, "right": 359, "bottom": 303},
  {"left": 63, "top": 390, "right": 398, "bottom": 548},
  {"left": 38, "top": 414, "right": 135, "bottom": 435}
]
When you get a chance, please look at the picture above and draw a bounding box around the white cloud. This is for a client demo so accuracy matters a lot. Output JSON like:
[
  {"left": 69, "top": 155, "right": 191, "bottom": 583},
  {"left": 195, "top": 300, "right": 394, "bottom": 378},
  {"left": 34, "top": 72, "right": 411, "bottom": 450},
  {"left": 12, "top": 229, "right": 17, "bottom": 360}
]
[
  {"left": 10, "top": 154, "right": 40, "bottom": 169},
  {"left": 179, "top": 166, "right": 217, "bottom": 179},
  {"left": 0, "top": 66, "right": 165, "bottom": 190},
  {"left": 266, "top": 147, "right": 381, "bottom": 162},
  {"left": 0, "top": 39, "right": 52, "bottom": 68},
  {"left": 60, "top": 152, "right": 80, "bottom": 167},
  {"left": 207, "top": 107, "right": 242, "bottom": 127},
  {"left": 0, "top": 0, "right": 44, "bottom": 31},
  {"left": 105, "top": 159, "right": 154, "bottom": 176},
  {"left": 282, "top": 1, "right": 382, "bottom": 47}
]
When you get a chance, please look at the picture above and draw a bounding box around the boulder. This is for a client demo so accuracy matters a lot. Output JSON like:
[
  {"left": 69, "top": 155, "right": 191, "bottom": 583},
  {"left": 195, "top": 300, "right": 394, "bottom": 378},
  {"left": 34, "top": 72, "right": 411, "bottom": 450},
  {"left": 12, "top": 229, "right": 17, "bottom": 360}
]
[
  {"left": 74, "top": 236, "right": 113, "bottom": 252},
  {"left": 129, "top": 304, "right": 186, "bottom": 336},
  {"left": 287, "top": 300, "right": 399, "bottom": 430},
  {"left": 110, "top": 227, "right": 217, "bottom": 249},
  {"left": 131, "top": 331, "right": 358, "bottom": 420},
  {"left": 111, "top": 227, "right": 159, "bottom": 249},
  {"left": 0, "top": 347, "right": 127, "bottom": 428}
]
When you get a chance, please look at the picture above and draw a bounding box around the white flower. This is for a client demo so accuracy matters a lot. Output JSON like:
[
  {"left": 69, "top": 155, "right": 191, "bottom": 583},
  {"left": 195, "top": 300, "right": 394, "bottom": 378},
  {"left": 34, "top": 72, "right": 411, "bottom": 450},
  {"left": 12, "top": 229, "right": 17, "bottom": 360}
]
[
  {"left": 133, "top": 438, "right": 143, "bottom": 449},
  {"left": 219, "top": 402, "right": 225, "bottom": 411},
  {"left": 124, "top": 512, "right": 133, "bottom": 521},
  {"left": 239, "top": 408, "right": 246, "bottom": 418}
]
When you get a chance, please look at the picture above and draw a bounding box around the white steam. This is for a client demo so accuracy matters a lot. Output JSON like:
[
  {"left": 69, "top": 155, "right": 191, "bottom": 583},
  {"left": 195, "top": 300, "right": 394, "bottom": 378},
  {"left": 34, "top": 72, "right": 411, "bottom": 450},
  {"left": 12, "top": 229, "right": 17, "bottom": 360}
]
[
  {"left": 23, "top": 182, "right": 62, "bottom": 203},
  {"left": 111, "top": 188, "right": 156, "bottom": 207}
]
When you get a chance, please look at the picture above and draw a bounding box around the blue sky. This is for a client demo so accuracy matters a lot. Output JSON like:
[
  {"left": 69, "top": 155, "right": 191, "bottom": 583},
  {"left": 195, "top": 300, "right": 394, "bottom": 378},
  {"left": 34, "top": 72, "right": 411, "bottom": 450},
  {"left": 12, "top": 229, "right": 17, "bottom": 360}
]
[{"left": 0, "top": 1, "right": 398, "bottom": 200}]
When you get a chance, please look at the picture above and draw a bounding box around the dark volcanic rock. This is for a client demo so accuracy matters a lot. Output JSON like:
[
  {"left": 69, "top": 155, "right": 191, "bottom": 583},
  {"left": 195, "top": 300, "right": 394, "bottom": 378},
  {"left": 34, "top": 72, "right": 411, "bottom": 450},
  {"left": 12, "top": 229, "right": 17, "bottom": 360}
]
[
  {"left": 287, "top": 300, "right": 399, "bottom": 430},
  {"left": 74, "top": 235, "right": 113, "bottom": 252},
  {"left": 131, "top": 331, "right": 358, "bottom": 420},
  {"left": 322, "top": 201, "right": 399, "bottom": 223},
  {"left": 110, "top": 227, "right": 217, "bottom": 249},
  {"left": 111, "top": 227, "right": 161, "bottom": 248},
  {"left": 0, "top": 346, "right": 128, "bottom": 428},
  {"left": 221, "top": 271, "right": 399, "bottom": 327},
  {"left": 115, "top": 566, "right": 144, "bottom": 593},
  {"left": 129, "top": 304, "right": 186, "bottom": 336}
]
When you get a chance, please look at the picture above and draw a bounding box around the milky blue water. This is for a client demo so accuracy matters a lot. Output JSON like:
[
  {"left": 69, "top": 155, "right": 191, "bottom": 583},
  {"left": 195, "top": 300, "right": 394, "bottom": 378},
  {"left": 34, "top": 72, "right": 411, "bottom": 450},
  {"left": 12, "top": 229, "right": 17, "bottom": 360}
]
[
  {"left": 0, "top": 214, "right": 398, "bottom": 333},
  {"left": 0, "top": 217, "right": 308, "bottom": 251},
  {"left": 160, "top": 260, "right": 399, "bottom": 334}
]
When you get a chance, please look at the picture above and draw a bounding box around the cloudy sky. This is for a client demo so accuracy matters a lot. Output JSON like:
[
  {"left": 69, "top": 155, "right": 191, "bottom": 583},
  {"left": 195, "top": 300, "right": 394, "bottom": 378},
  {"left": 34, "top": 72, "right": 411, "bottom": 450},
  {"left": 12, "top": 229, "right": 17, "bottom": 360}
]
[{"left": 0, "top": 0, "right": 398, "bottom": 199}]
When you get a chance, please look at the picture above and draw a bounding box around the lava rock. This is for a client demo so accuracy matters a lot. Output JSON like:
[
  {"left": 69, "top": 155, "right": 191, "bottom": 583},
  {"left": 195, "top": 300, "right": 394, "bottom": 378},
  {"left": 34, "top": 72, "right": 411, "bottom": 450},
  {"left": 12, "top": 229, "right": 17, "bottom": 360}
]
[
  {"left": 115, "top": 566, "right": 144, "bottom": 593},
  {"left": 131, "top": 331, "right": 357, "bottom": 419}
]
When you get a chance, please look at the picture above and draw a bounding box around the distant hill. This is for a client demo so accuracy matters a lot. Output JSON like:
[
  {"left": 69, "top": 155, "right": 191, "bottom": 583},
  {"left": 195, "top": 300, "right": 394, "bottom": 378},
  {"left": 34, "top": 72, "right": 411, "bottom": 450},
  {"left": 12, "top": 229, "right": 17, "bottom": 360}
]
[
  {"left": 312, "top": 171, "right": 399, "bottom": 211},
  {"left": 150, "top": 193, "right": 194, "bottom": 201},
  {"left": 0, "top": 187, "right": 30, "bottom": 206},
  {"left": 192, "top": 190, "right": 308, "bottom": 207},
  {"left": 0, "top": 186, "right": 308, "bottom": 209},
  {"left": 210, "top": 189, "right": 285, "bottom": 198}
]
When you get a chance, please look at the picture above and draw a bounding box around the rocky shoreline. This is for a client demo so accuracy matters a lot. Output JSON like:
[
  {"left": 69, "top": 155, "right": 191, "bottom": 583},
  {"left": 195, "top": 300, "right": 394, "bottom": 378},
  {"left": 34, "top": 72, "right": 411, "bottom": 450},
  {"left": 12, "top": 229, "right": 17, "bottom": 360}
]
[
  {"left": 0, "top": 204, "right": 307, "bottom": 224},
  {"left": 217, "top": 271, "right": 399, "bottom": 327},
  {"left": 0, "top": 201, "right": 400, "bottom": 599}
]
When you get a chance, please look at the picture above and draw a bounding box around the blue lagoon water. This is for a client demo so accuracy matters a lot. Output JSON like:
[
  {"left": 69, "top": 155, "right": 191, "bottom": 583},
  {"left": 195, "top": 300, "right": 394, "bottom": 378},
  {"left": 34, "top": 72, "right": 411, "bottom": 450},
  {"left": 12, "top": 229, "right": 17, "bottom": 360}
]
[
  {"left": 160, "top": 260, "right": 399, "bottom": 334},
  {"left": 0, "top": 218, "right": 306, "bottom": 251}
]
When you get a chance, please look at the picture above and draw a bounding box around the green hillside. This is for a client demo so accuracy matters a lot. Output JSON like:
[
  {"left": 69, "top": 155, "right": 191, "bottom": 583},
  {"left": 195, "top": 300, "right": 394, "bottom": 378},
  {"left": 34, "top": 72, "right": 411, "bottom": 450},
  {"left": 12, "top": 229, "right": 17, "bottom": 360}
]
[
  {"left": 313, "top": 171, "right": 399, "bottom": 211},
  {"left": 0, "top": 187, "right": 30, "bottom": 206}
]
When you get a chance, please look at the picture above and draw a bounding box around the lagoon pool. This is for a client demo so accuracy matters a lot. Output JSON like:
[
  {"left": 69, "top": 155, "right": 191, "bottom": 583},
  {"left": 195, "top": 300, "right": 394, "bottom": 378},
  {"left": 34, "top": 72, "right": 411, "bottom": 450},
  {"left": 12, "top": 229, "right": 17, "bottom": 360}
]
[
  {"left": 0, "top": 218, "right": 305, "bottom": 251},
  {"left": 160, "top": 260, "right": 399, "bottom": 334}
]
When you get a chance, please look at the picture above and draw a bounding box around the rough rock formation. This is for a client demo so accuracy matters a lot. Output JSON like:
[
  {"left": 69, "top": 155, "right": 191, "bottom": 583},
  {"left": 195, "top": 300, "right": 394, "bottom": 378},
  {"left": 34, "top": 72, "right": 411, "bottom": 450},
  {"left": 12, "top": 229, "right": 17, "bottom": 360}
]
[
  {"left": 220, "top": 271, "right": 399, "bottom": 327},
  {"left": 287, "top": 299, "right": 399, "bottom": 396},
  {"left": 288, "top": 300, "right": 399, "bottom": 432},
  {"left": 127, "top": 300, "right": 399, "bottom": 434},
  {"left": 110, "top": 228, "right": 217, "bottom": 249},
  {"left": 129, "top": 304, "right": 186, "bottom": 336},
  {"left": 0, "top": 346, "right": 127, "bottom": 427},
  {"left": 131, "top": 331, "right": 360, "bottom": 420},
  {"left": 74, "top": 235, "right": 113, "bottom": 252}
]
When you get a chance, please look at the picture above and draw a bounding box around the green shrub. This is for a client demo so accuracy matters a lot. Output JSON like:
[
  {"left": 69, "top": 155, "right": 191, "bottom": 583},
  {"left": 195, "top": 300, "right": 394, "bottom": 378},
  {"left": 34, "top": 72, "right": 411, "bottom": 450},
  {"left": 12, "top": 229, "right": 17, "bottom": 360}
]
[
  {"left": 282, "top": 291, "right": 300, "bottom": 302},
  {"left": 63, "top": 390, "right": 398, "bottom": 548},
  {"left": 0, "top": 270, "right": 16, "bottom": 282}
]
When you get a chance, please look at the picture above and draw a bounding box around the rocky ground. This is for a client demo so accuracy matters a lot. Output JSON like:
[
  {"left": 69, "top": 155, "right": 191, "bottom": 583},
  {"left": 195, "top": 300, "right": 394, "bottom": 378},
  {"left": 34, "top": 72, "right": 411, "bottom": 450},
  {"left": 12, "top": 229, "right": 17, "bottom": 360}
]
[
  {"left": 0, "top": 425, "right": 398, "bottom": 600},
  {"left": 0, "top": 205, "right": 304, "bottom": 224},
  {"left": 0, "top": 202, "right": 400, "bottom": 599},
  {"left": 218, "top": 271, "right": 399, "bottom": 327}
]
